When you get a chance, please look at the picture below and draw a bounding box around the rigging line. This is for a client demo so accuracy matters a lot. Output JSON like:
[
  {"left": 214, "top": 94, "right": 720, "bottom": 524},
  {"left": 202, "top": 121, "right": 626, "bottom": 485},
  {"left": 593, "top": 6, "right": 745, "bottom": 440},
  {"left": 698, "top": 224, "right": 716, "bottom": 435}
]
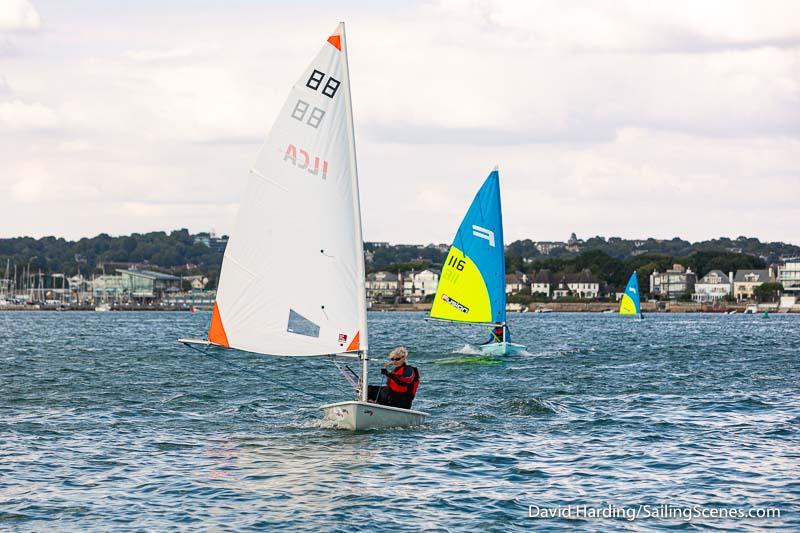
[
  {"left": 331, "top": 357, "right": 359, "bottom": 393},
  {"left": 426, "top": 318, "right": 486, "bottom": 346},
  {"left": 184, "top": 343, "right": 328, "bottom": 401}
]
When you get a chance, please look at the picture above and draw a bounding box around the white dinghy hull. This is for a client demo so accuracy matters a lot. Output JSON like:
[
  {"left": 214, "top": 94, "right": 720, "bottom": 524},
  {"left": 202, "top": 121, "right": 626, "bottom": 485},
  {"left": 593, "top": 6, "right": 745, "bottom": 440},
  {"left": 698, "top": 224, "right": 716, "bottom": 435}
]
[
  {"left": 320, "top": 401, "right": 427, "bottom": 430},
  {"left": 479, "top": 341, "right": 526, "bottom": 356}
]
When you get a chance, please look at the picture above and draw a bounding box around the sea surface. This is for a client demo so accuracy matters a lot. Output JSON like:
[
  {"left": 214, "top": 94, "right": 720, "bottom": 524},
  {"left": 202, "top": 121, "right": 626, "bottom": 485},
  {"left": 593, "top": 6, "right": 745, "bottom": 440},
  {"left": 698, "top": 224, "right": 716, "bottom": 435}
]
[{"left": 1, "top": 311, "right": 798, "bottom": 531}]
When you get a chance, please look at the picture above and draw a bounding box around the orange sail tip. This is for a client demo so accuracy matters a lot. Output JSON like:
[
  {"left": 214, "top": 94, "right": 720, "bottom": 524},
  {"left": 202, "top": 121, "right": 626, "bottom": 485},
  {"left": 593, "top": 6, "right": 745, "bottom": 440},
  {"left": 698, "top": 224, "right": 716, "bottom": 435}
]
[
  {"left": 327, "top": 33, "right": 342, "bottom": 51},
  {"left": 208, "top": 302, "right": 230, "bottom": 348},
  {"left": 345, "top": 331, "right": 360, "bottom": 351}
]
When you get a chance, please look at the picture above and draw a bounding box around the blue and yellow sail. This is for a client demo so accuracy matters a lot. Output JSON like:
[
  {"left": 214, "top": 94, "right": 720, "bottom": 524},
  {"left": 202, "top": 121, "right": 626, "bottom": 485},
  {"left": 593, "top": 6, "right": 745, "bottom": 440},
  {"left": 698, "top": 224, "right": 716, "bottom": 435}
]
[
  {"left": 619, "top": 271, "right": 641, "bottom": 317},
  {"left": 430, "top": 169, "right": 506, "bottom": 325}
]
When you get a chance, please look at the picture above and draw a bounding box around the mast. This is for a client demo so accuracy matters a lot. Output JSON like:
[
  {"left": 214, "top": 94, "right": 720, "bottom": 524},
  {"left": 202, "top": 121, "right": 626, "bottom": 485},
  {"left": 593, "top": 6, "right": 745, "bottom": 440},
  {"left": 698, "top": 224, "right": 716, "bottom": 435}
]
[
  {"left": 496, "top": 166, "right": 507, "bottom": 333},
  {"left": 340, "top": 22, "right": 370, "bottom": 401}
]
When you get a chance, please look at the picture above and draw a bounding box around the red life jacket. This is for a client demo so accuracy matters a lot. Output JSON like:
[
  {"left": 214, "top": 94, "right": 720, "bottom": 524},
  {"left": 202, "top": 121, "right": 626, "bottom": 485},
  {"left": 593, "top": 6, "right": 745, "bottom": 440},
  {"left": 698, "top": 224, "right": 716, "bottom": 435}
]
[{"left": 387, "top": 364, "right": 420, "bottom": 396}]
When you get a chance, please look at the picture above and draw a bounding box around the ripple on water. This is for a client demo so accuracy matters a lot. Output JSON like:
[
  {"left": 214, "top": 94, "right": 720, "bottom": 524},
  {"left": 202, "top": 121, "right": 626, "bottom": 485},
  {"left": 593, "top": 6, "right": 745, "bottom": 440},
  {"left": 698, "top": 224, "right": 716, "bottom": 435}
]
[{"left": 1, "top": 311, "right": 798, "bottom": 531}]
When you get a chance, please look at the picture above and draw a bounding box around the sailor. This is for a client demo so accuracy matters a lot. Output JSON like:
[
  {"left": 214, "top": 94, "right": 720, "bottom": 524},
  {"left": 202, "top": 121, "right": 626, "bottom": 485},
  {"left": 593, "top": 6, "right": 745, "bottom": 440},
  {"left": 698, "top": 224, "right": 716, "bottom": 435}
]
[
  {"left": 487, "top": 325, "right": 508, "bottom": 344},
  {"left": 367, "top": 346, "right": 419, "bottom": 410}
]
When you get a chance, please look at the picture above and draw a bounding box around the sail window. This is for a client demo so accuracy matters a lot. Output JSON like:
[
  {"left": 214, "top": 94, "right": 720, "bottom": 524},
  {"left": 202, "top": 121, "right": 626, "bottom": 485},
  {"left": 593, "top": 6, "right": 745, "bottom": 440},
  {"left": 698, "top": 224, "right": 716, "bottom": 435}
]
[{"left": 287, "top": 309, "right": 320, "bottom": 338}]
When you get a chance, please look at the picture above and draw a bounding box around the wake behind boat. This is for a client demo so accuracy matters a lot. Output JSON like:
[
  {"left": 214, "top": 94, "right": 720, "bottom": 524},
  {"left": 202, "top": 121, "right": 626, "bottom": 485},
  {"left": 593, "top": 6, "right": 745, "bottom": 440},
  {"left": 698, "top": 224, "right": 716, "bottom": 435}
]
[
  {"left": 426, "top": 168, "right": 526, "bottom": 356},
  {"left": 179, "top": 23, "right": 426, "bottom": 431}
]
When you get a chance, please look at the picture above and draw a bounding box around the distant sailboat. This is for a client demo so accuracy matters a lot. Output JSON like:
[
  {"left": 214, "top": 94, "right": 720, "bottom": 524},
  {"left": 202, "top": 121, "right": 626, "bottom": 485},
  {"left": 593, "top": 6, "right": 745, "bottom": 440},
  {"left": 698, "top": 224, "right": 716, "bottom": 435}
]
[
  {"left": 427, "top": 169, "right": 526, "bottom": 355},
  {"left": 619, "top": 271, "right": 643, "bottom": 319},
  {"left": 179, "top": 23, "right": 426, "bottom": 430}
]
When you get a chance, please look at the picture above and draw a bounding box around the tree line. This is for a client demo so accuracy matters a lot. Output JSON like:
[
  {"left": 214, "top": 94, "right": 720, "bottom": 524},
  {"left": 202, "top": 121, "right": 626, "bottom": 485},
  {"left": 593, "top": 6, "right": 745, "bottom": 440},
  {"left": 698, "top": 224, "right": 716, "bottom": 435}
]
[{"left": 0, "top": 231, "right": 786, "bottom": 292}]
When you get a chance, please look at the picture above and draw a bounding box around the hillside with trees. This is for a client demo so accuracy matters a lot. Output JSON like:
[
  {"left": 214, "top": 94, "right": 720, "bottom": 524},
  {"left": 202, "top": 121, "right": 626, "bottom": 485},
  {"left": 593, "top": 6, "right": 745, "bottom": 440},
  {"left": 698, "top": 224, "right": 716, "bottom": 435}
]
[{"left": 0, "top": 231, "right": 791, "bottom": 292}]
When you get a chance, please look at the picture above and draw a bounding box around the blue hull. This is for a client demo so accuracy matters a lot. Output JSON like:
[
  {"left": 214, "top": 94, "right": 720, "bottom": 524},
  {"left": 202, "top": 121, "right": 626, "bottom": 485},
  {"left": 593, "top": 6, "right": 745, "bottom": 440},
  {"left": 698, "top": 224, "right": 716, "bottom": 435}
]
[{"left": 479, "top": 342, "right": 526, "bottom": 356}]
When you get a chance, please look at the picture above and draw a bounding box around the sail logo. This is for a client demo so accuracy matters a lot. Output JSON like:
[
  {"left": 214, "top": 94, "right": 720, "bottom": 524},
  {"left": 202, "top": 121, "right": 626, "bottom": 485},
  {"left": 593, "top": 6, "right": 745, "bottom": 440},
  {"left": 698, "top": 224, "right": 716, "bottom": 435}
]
[
  {"left": 442, "top": 294, "right": 469, "bottom": 314},
  {"left": 472, "top": 225, "right": 495, "bottom": 247},
  {"left": 283, "top": 144, "right": 329, "bottom": 179},
  {"left": 629, "top": 287, "right": 636, "bottom": 294}
]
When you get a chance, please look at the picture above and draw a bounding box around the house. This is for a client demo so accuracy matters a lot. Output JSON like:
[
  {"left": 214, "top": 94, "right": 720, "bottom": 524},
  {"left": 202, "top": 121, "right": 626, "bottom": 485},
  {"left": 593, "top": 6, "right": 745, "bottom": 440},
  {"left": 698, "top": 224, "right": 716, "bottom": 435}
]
[
  {"left": 778, "top": 258, "right": 800, "bottom": 306},
  {"left": 552, "top": 269, "right": 601, "bottom": 299},
  {"left": 194, "top": 232, "right": 228, "bottom": 253},
  {"left": 505, "top": 272, "right": 528, "bottom": 294},
  {"left": 117, "top": 269, "right": 181, "bottom": 301},
  {"left": 534, "top": 242, "right": 566, "bottom": 255},
  {"left": 401, "top": 269, "right": 439, "bottom": 303},
  {"left": 650, "top": 264, "right": 696, "bottom": 299},
  {"left": 565, "top": 232, "right": 581, "bottom": 252},
  {"left": 365, "top": 271, "right": 399, "bottom": 302},
  {"left": 733, "top": 269, "right": 772, "bottom": 301},
  {"left": 530, "top": 269, "right": 553, "bottom": 297},
  {"left": 692, "top": 270, "right": 732, "bottom": 303}
]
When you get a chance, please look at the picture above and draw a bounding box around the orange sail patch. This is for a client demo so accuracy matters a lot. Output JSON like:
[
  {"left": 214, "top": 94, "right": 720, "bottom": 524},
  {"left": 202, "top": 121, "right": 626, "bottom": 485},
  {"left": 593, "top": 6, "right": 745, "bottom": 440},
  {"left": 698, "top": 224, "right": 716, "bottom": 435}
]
[
  {"left": 208, "top": 302, "right": 230, "bottom": 348},
  {"left": 345, "top": 331, "right": 360, "bottom": 352},
  {"left": 327, "top": 33, "right": 341, "bottom": 51}
]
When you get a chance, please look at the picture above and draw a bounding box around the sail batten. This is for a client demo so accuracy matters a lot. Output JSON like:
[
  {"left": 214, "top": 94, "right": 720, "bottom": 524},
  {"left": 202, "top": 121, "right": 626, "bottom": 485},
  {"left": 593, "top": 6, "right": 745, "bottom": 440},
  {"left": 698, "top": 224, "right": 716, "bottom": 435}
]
[
  {"left": 209, "top": 23, "right": 367, "bottom": 357},
  {"left": 429, "top": 169, "right": 506, "bottom": 325}
]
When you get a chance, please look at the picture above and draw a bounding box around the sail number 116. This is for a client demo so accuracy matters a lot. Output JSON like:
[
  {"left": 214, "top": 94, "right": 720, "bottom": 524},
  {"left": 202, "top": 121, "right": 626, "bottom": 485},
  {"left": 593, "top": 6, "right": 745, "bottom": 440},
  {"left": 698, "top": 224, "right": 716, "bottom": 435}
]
[{"left": 447, "top": 256, "right": 466, "bottom": 271}]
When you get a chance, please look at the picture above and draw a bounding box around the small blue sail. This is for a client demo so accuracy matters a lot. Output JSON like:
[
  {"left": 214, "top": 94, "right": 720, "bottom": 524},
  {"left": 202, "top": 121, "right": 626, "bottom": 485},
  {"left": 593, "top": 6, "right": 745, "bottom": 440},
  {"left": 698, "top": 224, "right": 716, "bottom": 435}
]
[
  {"left": 430, "top": 169, "right": 506, "bottom": 324},
  {"left": 619, "top": 271, "right": 641, "bottom": 316}
]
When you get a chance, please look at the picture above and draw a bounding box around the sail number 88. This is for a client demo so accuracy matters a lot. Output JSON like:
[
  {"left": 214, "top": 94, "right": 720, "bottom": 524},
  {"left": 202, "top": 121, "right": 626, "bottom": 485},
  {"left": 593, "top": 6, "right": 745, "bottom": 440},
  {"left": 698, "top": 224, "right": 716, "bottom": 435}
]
[
  {"left": 447, "top": 256, "right": 466, "bottom": 271},
  {"left": 306, "top": 69, "right": 340, "bottom": 99}
]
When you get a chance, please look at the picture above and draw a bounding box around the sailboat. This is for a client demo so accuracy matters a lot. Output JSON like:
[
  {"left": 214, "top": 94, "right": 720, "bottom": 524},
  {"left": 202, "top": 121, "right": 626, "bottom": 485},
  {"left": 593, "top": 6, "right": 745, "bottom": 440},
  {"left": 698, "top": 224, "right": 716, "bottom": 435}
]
[
  {"left": 619, "top": 271, "right": 643, "bottom": 319},
  {"left": 179, "top": 23, "right": 427, "bottom": 431},
  {"left": 427, "top": 169, "right": 526, "bottom": 356}
]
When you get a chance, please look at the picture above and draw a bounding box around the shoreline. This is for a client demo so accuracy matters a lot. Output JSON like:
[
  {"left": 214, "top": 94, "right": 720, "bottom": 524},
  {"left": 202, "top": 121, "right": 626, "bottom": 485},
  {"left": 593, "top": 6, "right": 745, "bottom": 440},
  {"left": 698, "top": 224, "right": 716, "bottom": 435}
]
[
  {"left": 1, "top": 303, "right": 795, "bottom": 313},
  {"left": 369, "top": 302, "right": 797, "bottom": 313}
]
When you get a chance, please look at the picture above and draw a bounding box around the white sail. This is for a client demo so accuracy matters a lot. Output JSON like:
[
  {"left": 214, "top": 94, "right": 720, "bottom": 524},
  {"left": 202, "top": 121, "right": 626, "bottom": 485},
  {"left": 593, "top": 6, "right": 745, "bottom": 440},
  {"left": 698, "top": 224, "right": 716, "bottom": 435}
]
[{"left": 208, "top": 23, "right": 368, "bottom": 357}]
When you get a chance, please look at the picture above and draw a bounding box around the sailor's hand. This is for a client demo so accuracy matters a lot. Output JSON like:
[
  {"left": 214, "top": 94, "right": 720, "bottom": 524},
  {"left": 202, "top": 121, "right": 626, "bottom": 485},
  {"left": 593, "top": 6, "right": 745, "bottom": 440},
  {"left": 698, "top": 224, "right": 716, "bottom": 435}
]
[{"left": 383, "top": 362, "right": 388, "bottom": 369}]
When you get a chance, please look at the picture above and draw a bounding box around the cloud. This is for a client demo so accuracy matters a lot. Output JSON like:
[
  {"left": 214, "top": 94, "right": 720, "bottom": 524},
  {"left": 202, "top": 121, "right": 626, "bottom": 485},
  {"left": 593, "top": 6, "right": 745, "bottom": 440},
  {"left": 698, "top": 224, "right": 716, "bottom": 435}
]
[
  {"left": 0, "top": 99, "right": 59, "bottom": 130},
  {"left": 0, "top": 1, "right": 797, "bottom": 244},
  {"left": 0, "top": 0, "right": 40, "bottom": 32}
]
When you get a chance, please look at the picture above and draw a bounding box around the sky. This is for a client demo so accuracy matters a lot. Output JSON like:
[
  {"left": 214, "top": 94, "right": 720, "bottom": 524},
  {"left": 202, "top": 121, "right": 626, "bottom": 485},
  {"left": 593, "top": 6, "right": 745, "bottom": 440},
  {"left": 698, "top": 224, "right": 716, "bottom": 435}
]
[{"left": 1, "top": 0, "right": 798, "bottom": 244}]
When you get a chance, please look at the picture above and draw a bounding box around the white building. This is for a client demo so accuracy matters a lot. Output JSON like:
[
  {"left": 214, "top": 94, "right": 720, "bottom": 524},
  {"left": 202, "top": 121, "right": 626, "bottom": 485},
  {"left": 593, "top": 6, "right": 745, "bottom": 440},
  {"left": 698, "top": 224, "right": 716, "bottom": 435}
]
[
  {"left": 506, "top": 272, "right": 528, "bottom": 294},
  {"left": 778, "top": 258, "right": 800, "bottom": 305},
  {"left": 650, "top": 264, "right": 696, "bottom": 299},
  {"left": 529, "top": 270, "right": 553, "bottom": 297},
  {"left": 535, "top": 242, "right": 566, "bottom": 255},
  {"left": 733, "top": 269, "right": 772, "bottom": 301},
  {"left": 365, "top": 271, "right": 400, "bottom": 301},
  {"left": 401, "top": 269, "right": 439, "bottom": 303},
  {"left": 552, "top": 270, "right": 601, "bottom": 299},
  {"left": 692, "top": 270, "right": 732, "bottom": 303}
]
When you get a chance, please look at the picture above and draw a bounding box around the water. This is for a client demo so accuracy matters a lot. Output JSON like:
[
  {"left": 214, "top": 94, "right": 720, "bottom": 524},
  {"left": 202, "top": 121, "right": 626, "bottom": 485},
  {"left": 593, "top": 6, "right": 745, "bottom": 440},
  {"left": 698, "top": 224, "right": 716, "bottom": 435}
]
[{"left": 1, "top": 311, "right": 798, "bottom": 531}]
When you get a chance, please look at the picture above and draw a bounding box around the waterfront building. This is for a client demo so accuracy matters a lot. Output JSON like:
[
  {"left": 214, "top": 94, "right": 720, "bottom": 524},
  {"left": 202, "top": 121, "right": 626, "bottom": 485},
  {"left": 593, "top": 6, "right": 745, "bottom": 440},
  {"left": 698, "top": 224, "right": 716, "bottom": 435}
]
[
  {"left": 163, "top": 290, "right": 217, "bottom": 309},
  {"left": 505, "top": 272, "right": 528, "bottom": 295},
  {"left": 117, "top": 269, "right": 181, "bottom": 302},
  {"left": 530, "top": 269, "right": 554, "bottom": 297},
  {"left": 365, "top": 271, "right": 400, "bottom": 302},
  {"left": 733, "top": 269, "right": 772, "bottom": 301},
  {"left": 778, "top": 258, "right": 800, "bottom": 305},
  {"left": 552, "top": 269, "right": 601, "bottom": 299},
  {"left": 401, "top": 269, "right": 439, "bottom": 303},
  {"left": 692, "top": 270, "right": 732, "bottom": 303},
  {"left": 650, "top": 264, "right": 696, "bottom": 299},
  {"left": 92, "top": 275, "right": 125, "bottom": 301}
]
